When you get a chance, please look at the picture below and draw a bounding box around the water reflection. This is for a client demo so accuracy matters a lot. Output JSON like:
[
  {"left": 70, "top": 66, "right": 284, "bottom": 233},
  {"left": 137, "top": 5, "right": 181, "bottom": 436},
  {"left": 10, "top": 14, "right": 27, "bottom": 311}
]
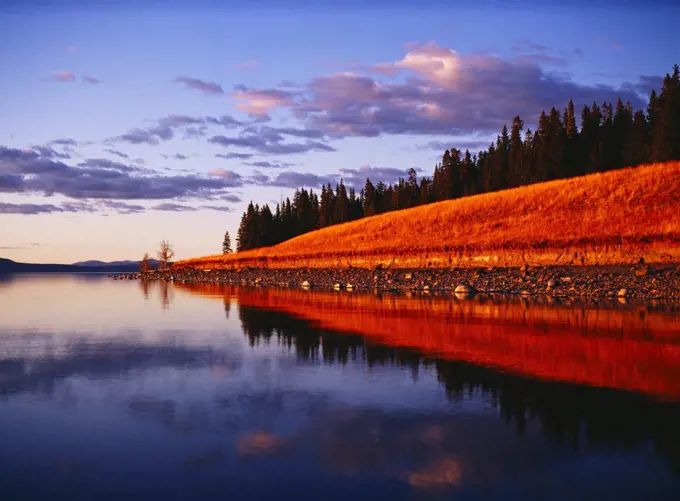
[
  {"left": 0, "top": 275, "right": 679, "bottom": 500},
  {"left": 177, "top": 283, "right": 680, "bottom": 399}
]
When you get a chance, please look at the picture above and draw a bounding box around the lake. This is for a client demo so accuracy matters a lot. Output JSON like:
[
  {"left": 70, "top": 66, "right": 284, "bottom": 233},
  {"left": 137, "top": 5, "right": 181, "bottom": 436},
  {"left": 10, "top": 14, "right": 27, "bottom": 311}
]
[{"left": 1, "top": 274, "right": 680, "bottom": 500}]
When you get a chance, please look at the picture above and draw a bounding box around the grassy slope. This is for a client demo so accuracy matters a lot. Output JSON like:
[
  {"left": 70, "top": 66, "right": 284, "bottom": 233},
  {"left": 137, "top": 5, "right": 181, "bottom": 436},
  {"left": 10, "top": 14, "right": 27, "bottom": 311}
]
[{"left": 181, "top": 162, "right": 680, "bottom": 269}]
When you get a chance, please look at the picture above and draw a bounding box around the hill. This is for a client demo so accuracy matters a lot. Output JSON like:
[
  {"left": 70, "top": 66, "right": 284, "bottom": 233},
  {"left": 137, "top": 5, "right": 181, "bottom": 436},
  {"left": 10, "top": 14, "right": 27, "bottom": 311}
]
[
  {"left": 73, "top": 259, "right": 160, "bottom": 268},
  {"left": 0, "top": 258, "right": 143, "bottom": 274},
  {"left": 180, "top": 162, "right": 680, "bottom": 270}
]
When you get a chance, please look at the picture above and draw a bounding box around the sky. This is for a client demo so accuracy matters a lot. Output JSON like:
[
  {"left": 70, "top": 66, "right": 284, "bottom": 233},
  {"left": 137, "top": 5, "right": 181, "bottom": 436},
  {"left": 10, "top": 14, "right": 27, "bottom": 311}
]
[{"left": 1, "top": 0, "right": 678, "bottom": 263}]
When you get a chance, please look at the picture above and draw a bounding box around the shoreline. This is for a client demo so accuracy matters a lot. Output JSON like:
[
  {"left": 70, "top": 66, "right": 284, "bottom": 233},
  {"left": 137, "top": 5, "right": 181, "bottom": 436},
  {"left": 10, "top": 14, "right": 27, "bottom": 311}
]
[{"left": 114, "top": 263, "right": 680, "bottom": 300}]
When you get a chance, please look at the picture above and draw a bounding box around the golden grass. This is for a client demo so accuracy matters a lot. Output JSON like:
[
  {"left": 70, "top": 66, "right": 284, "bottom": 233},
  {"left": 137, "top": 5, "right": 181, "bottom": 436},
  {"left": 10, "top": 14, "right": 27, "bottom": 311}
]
[{"left": 180, "top": 162, "right": 680, "bottom": 269}]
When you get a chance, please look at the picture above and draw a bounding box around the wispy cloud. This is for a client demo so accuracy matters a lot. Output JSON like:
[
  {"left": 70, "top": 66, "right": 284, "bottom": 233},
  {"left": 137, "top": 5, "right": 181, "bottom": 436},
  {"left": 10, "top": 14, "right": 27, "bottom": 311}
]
[
  {"left": 82, "top": 75, "right": 102, "bottom": 85},
  {"left": 216, "top": 152, "right": 253, "bottom": 160},
  {"left": 104, "top": 149, "right": 129, "bottom": 159},
  {"left": 173, "top": 76, "right": 225, "bottom": 95}
]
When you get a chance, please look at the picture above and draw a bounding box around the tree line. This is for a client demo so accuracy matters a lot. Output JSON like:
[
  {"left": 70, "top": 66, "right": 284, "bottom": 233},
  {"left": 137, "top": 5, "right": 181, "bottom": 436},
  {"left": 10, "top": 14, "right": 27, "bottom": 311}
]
[{"left": 236, "top": 64, "right": 680, "bottom": 252}]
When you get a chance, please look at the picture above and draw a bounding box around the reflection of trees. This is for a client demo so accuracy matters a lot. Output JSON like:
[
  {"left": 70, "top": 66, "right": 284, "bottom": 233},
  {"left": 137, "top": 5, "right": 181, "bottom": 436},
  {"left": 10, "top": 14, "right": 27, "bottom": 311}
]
[
  {"left": 159, "top": 281, "right": 172, "bottom": 310},
  {"left": 238, "top": 303, "right": 680, "bottom": 475},
  {"left": 138, "top": 279, "right": 151, "bottom": 299}
]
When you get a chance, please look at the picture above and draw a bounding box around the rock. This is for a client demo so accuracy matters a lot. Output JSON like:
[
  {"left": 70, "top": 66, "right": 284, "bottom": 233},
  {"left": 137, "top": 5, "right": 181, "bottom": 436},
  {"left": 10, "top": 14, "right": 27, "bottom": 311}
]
[
  {"left": 454, "top": 284, "right": 476, "bottom": 294},
  {"left": 617, "top": 288, "right": 628, "bottom": 297},
  {"left": 301, "top": 280, "right": 311, "bottom": 288}
]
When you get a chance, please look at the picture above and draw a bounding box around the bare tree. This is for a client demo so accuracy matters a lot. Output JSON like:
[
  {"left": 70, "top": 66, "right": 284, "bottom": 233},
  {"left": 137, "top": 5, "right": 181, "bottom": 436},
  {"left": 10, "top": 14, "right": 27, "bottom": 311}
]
[
  {"left": 140, "top": 252, "right": 151, "bottom": 274},
  {"left": 157, "top": 240, "right": 175, "bottom": 270}
]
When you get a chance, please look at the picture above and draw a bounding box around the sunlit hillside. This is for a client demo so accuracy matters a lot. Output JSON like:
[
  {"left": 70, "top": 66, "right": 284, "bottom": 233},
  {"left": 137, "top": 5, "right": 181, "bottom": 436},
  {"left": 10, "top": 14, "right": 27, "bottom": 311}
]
[{"left": 180, "top": 162, "right": 680, "bottom": 269}]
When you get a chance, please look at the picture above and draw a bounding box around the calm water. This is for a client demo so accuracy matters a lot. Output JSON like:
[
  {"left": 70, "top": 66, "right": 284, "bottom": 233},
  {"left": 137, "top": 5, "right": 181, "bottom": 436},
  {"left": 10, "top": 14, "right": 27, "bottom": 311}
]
[{"left": 1, "top": 274, "right": 680, "bottom": 500}]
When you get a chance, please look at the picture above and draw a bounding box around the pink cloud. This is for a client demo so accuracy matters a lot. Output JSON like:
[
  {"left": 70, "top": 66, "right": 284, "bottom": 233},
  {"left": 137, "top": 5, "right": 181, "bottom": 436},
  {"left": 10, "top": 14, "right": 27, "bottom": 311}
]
[
  {"left": 232, "top": 87, "right": 295, "bottom": 116},
  {"left": 50, "top": 70, "right": 76, "bottom": 82}
]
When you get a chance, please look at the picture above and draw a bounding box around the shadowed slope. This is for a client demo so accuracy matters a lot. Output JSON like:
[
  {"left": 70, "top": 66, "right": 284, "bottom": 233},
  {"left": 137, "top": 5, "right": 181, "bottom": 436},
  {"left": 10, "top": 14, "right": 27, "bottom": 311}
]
[{"left": 182, "top": 162, "right": 680, "bottom": 269}]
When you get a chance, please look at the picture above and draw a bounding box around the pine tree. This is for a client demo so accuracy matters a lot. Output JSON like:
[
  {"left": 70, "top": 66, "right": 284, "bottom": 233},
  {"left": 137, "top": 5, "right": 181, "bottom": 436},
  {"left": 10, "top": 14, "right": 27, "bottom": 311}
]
[{"left": 222, "top": 231, "right": 232, "bottom": 254}]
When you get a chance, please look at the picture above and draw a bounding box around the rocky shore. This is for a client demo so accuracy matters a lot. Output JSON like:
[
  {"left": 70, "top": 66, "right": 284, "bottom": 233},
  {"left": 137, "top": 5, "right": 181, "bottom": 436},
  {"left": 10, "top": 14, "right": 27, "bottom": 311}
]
[{"left": 112, "top": 263, "right": 680, "bottom": 300}]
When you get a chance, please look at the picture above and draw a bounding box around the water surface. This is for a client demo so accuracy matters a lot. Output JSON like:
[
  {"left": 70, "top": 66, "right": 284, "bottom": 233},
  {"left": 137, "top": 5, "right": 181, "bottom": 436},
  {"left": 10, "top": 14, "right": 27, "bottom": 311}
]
[{"left": 1, "top": 274, "right": 680, "bottom": 500}]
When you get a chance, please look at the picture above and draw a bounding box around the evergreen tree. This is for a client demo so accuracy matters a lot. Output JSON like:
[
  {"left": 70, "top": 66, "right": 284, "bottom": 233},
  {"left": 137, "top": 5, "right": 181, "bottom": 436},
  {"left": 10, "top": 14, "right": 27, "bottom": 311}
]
[
  {"left": 232, "top": 64, "right": 679, "bottom": 251},
  {"left": 222, "top": 231, "right": 232, "bottom": 254}
]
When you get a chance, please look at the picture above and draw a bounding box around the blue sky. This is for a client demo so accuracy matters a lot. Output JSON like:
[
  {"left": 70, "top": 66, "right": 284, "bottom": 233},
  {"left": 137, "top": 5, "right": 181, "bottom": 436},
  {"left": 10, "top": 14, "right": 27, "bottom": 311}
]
[{"left": 1, "top": 0, "right": 678, "bottom": 263}]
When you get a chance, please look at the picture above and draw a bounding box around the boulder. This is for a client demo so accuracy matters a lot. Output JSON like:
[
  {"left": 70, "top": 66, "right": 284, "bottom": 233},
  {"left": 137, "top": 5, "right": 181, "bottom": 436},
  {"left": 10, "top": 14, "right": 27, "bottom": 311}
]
[{"left": 454, "top": 284, "right": 476, "bottom": 294}]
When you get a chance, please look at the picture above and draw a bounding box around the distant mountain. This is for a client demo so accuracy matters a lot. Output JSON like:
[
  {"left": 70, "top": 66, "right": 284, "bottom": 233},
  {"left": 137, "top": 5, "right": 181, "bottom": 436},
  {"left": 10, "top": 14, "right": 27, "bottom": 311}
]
[
  {"left": 0, "top": 258, "right": 145, "bottom": 273},
  {"left": 73, "top": 259, "right": 160, "bottom": 267}
]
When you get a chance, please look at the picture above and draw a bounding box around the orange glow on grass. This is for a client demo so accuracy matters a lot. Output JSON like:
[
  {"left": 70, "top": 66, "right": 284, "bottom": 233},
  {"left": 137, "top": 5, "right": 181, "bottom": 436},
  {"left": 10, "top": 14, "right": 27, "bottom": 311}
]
[{"left": 180, "top": 161, "right": 680, "bottom": 269}]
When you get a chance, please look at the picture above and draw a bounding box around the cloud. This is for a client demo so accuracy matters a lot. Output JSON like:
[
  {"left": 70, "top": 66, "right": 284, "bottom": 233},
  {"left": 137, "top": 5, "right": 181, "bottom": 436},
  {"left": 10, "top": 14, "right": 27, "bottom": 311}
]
[
  {"left": 49, "top": 71, "right": 76, "bottom": 82},
  {"left": 97, "top": 200, "right": 145, "bottom": 214},
  {"left": 208, "top": 169, "right": 243, "bottom": 183},
  {"left": 573, "top": 48, "right": 584, "bottom": 58},
  {"left": 112, "top": 114, "right": 242, "bottom": 145},
  {"left": 228, "top": 42, "right": 647, "bottom": 141},
  {"left": 414, "top": 138, "right": 493, "bottom": 153},
  {"left": 216, "top": 153, "right": 253, "bottom": 160},
  {"left": 0, "top": 172, "right": 26, "bottom": 191},
  {"left": 249, "top": 170, "right": 336, "bottom": 189},
  {"left": 209, "top": 133, "right": 335, "bottom": 155},
  {"left": 221, "top": 194, "right": 242, "bottom": 203},
  {"left": 244, "top": 160, "right": 294, "bottom": 169},
  {"left": 235, "top": 60, "right": 259, "bottom": 71},
  {"left": 162, "top": 153, "right": 189, "bottom": 161},
  {"left": 78, "top": 158, "right": 145, "bottom": 173},
  {"left": 621, "top": 75, "right": 664, "bottom": 96},
  {"left": 152, "top": 202, "right": 198, "bottom": 212},
  {"left": 104, "top": 149, "right": 130, "bottom": 159},
  {"left": 174, "top": 76, "right": 225, "bottom": 95},
  {"left": 0, "top": 145, "right": 243, "bottom": 200},
  {"left": 26, "top": 145, "right": 72, "bottom": 159},
  {"left": 82, "top": 75, "right": 102, "bottom": 85},
  {"left": 0, "top": 201, "right": 94, "bottom": 215},
  {"left": 199, "top": 205, "right": 233, "bottom": 212},
  {"left": 232, "top": 85, "right": 296, "bottom": 115},
  {"left": 48, "top": 138, "right": 80, "bottom": 147},
  {"left": 151, "top": 202, "right": 232, "bottom": 212}
]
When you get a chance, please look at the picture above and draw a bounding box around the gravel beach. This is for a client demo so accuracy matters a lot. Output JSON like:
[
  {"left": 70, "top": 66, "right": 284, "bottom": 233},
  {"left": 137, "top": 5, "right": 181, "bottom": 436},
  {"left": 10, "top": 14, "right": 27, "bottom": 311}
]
[{"left": 113, "top": 263, "right": 680, "bottom": 300}]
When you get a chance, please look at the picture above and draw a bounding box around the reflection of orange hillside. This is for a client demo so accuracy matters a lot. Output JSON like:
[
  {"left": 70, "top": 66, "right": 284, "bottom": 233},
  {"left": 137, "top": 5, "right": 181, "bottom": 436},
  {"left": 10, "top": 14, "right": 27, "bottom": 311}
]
[{"left": 178, "top": 284, "right": 680, "bottom": 400}]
